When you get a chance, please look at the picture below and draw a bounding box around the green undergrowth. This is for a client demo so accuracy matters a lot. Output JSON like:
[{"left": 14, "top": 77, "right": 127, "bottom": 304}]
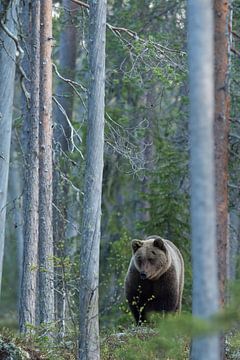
[
  {"left": 1, "top": 323, "right": 240, "bottom": 360},
  {"left": 101, "top": 311, "right": 240, "bottom": 360},
  {"left": 101, "top": 323, "right": 189, "bottom": 360},
  {"left": 0, "top": 326, "right": 76, "bottom": 360},
  {"left": 101, "top": 284, "right": 240, "bottom": 360},
  {"left": 0, "top": 330, "right": 43, "bottom": 360},
  {"left": 1, "top": 283, "right": 240, "bottom": 360}
]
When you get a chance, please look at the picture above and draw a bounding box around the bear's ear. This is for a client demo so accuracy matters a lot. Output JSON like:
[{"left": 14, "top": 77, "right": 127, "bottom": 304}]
[
  {"left": 132, "top": 239, "right": 143, "bottom": 253},
  {"left": 153, "top": 238, "right": 165, "bottom": 251}
]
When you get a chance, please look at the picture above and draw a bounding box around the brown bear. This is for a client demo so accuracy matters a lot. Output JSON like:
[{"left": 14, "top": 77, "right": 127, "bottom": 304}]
[{"left": 125, "top": 235, "right": 184, "bottom": 324}]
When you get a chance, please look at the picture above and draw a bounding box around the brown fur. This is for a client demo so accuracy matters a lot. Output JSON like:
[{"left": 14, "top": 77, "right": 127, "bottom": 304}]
[{"left": 125, "top": 235, "right": 184, "bottom": 324}]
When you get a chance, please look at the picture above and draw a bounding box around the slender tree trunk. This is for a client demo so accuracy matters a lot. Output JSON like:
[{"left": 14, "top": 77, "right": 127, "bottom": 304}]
[
  {"left": 214, "top": 0, "right": 231, "bottom": 306},
  {"left": 19, "top": 0, "right": 40, "bottom": 332},
  {"left": 0, "top": 0, "right": 19, "bottom": 294},
  {"left": 79, "top": 1, "right": 107, "bottom": 359},
  {"left": 188, "top": 1, "right": 220, "bottom": 359},
  {"left": 39, "top": 0, "right": 54, "bottom": 324},
  {"left": 214, "top": 3, "right": 232, "bottom": 357},
  {"left": 53, "top": 0, "right": 78, "bottom": 334}
]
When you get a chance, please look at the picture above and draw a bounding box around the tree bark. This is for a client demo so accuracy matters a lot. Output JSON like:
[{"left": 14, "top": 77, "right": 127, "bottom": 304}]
[
  {"left": 19, "top": 0, "right": 40, "bottom": 332},
  {"left": 214, "top": 3, "right": 232, "bottom": 357},
  {"left": 78, "top": 0, "right": 107, "bottom": 359},
  {"left": 214, "top": 0, "right": 231, "bottom": 307},
  {"left": 39, "top": 0, "right": 54, "bottom": 324},
  {"left": 0, "top": 0, "right": 19, "bottom": 294},
  {"left": 188, "top": 0, "right": 220, "bottom": 359}
]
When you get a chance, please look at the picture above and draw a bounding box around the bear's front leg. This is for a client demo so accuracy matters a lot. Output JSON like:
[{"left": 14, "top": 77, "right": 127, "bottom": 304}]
[{"left": 128, "top": 301, "right": 147, "bottom": 325}]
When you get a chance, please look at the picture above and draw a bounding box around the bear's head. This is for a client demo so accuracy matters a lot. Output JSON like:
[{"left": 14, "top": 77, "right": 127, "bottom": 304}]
[{"left": 132, "top": 236, "right": 171, "bottom": 280}]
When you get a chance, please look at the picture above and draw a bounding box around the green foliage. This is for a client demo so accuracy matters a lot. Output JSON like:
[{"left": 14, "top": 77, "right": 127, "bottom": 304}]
[
  {"left": 226, "top": 331, "right": 240, "bottom": 360},
  {"left": 29, "top": 322, "right": 77, "bottom": 359},
  {"left": 139, "top": 135, "right": 191, "bottom": 310},
  {"left": 1, "top": 283, "right": 240, "bottom": 359},
  {"left": 1, "top": 233, "right": 19, "bottom": 317},
  {"left": 0, "top": 325, "right": 77, "bottom": 360},
  {"left": 100, "top": 282, "right": 240, "bottom": 359},
  {"left": 106, "top": 232, "right": 131, "bottom": 285},
  {"left": 100, "top": 232, "right": 134, "bottom": 327},
  {"left": 141, "top": 137, "right": 189, "bottom": 240},
  {"left": 53, "top": 249, "right": 80, "bottom": 337},
  {"left": 0, "top": 336, "right": 28, "bottom": 360}
]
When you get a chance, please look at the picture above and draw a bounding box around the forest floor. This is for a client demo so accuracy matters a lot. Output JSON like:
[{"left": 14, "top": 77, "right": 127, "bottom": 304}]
[
  {"left": 0, "top": 323, "right": 240, "bottom": 359},
  {"left": 0, "top": 308, "right": 240, "bottom": 360}
]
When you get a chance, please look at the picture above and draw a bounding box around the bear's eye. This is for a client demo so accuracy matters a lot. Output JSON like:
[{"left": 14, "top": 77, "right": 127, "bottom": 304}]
[{"left": 151, "top": 251, "right": 156, "bottom": 256}]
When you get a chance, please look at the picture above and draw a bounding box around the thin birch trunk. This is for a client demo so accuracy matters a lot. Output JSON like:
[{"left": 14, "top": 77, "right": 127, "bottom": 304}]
[
  {"left": 39, "top": 0, "right": 54, "bottom": 324},
  {"left": 0, "top": 0, "right": 19, "bottom": 294},
  {"left": 188, "top": 0, "right": 220, "bottom": 359},
  {"left": 79, "top": 0, "right": 107, "bottom": 358},
  {"left": 19, "top": 0, "right": 40, "bottom": 332}
]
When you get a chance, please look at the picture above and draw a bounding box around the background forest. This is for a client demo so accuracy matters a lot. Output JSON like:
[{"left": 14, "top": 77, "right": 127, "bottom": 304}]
[{"left": 0, "top": 0, "right": 240, "bottom": 359}]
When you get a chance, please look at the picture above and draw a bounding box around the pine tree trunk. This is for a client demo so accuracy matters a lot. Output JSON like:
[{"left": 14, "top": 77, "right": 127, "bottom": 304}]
[
  {"left": 214, "top": 0, "right": 231, "bottom": 306},
  {"left": 19, "top": 0, "right": 40, "bottom": 332},
  {"left": 78, "top": 0, "right": 107, "bottom": 359},
  {"left": 39, "top": 0, "right": 54, "bottom": 324},
  {"left": 0, "top": 0, "right": 19, "bottom": 294},
  {"left": 188, "top": 0, "right": 220, "bottom": 359},
  {"left": 214, "top": 3, "right": 231, "bottom": 358}
]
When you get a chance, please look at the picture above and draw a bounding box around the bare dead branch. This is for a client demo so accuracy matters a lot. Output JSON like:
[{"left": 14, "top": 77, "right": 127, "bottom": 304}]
[
  {"left": 0, "top": 19, "right": 30, "bottom": 106},
  {"left": 70, "top": 0, "right": 185, "bottom": 53},
  {"left": 232, "top": 30, "right": 240, "bottom": 39},
  {"left": 231, "top": 47, "right": 240, "bottom": 57},
  {"left": 229, "top": 132, "right": 240, "bottom": 140},
  {"left": 52, "top": 95, "right": 84, "bottom": 159},
  {"left": 52, "top": 62, "right": 87, "bottom": 111},
  {"left": 70, "top": 0, "right": 89, "bottom": 9},
  {"left": 52, "top": 62, "right": 87, "bottom": 92}
]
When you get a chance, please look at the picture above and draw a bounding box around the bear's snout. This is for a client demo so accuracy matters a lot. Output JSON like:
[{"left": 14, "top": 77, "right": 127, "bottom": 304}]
[{"left": 140, "top": 272, "right": 147, "bottom": 280}]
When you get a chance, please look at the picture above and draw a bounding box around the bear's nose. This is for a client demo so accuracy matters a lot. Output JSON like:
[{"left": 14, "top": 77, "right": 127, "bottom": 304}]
[{"left": 140, "top": 272, "right": 147, "bottom": 280}]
